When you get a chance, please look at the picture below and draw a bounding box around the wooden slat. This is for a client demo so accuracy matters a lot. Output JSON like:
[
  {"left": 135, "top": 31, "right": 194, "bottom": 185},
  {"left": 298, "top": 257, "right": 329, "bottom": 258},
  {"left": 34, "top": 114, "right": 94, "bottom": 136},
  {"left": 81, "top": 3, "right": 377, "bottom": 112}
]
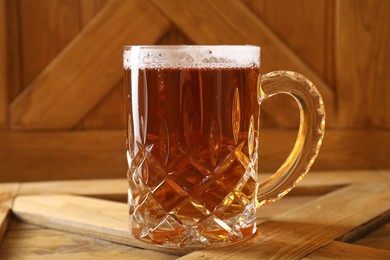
[
  {"left": 18, "top": 0, "right": 106, "bottom": 94},
  {"left": 335, "top": 0, "right": 390, "bottom": 128},
  {"left": 242, "top": 0, "right": 336, "bottom": 88},
  {"left": 5, "top": 0, "right": 22, "bottom": 102},
  {"left": 178, "top": 183, "right": 390, "bottom": 259},
  {"left": 18, "top": 179, "right": 127, "bottom": 201},
  {"left": 0, "top": 131, "right": 127, "bottom": 182},
  {"left": 79, "top": 0, "right": 107, "bottom": 27},
  {"left": 0, "top": 183, "right": 19, "bottom": 244},
  {"left": 0, "top": 0, "right": 7, "bottom": 128},
  {"left": 12, "top": 183, "right": 390, "bottom": 258},
  {"left": 304, "top": 241, "right": 390, "bottom": 259},
  {"left": 151, "top": 0, "right": 336, "bottom": 123},
  {"left": 77, "top": 82, "right": 125, "bottom": 129},
  {"left": 1, "top": 130, "right": 389, "bottom": 182},
  {"left": 0, "top": 220, "right": 176, "bottom": 260},
  {"left": 0, "top": 207, "right": 10, "bottom": 245},
  {"left": 11, "top": 195, "right": 187, "bottom": 256},
  {"left": 10, "top": 0, "right": 170, "bottom": 129}
]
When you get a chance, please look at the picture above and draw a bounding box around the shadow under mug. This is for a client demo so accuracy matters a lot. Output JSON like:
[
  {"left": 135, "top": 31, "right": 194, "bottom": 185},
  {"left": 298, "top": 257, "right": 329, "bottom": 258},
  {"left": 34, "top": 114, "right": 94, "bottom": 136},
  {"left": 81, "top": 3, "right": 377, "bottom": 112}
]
[{"left": 124, "top": 45, "right": 325, "bottom": 249}]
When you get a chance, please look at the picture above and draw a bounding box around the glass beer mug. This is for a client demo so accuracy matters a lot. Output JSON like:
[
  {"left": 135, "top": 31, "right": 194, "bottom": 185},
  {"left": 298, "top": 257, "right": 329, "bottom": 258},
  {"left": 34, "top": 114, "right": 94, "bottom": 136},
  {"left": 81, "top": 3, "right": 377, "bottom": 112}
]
[{"left": 124, "top": 45, "right": 325, "bottom": 249}]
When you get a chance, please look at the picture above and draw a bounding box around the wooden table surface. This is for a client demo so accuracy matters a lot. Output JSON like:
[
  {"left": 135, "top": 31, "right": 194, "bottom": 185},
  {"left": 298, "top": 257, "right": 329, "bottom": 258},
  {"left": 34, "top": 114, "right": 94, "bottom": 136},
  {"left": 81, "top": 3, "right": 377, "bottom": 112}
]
[{"left": 1, "top": 170, "right": 389, "bottom": 259}]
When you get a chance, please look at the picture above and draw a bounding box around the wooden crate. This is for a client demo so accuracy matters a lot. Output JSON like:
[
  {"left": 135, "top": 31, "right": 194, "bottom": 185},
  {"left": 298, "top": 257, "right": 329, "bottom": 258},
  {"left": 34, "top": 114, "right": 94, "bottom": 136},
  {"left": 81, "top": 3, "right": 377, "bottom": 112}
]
[{"left": 1, "top": 170, "right": 389, "bottom": 258}]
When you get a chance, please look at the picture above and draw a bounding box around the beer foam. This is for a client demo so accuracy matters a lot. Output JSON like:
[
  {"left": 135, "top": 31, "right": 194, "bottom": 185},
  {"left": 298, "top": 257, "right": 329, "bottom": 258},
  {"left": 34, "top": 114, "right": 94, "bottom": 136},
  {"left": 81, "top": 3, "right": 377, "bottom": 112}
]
[{"left": 123, "top": 45, "right": 260, "bottom": 69}]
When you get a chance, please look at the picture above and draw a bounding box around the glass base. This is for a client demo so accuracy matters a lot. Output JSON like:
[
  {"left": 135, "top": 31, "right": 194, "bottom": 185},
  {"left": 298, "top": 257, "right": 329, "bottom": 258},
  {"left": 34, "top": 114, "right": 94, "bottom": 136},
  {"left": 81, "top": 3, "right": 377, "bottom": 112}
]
[{"left": 130, "top": 223, "right": 257, "bottom": 249}]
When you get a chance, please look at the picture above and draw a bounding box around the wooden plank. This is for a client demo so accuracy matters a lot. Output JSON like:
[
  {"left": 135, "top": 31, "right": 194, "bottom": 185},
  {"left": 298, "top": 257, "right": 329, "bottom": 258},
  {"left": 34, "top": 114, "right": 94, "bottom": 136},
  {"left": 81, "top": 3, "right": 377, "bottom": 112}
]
[
  {"left": 12, "top": 183, "right": 390, "bottom": 258},
  {"left": 0, "top": 183, "right": 20, "bottom": 208},
  {"left": 0, "top": 207, "right": 10, "bottom": 245},
  {"left": 19, "top": 0, "right": 84, "bottom": 88},
  {"left": 18, "top": 179, "right": 127, "bottom": 201},
  {"left": 0, "top": 131, "right": 127, "bottom": 182},
  {"left": 151, "top": 0, "right": 336, "bottom": 124},
  {"left": 0, "top": 183, "right": 19, "bottom": 244},
  {"left": 11, "top": 195, "right": 188, "bottom": 256},
  {"left": 304, "top": 241, "right": 390, "bottom": 259},
  {"left": 10, "top": 0, "right": 170, "bottom": 129},
  {"left": 79, "top": 0, "right": 107, "bottom": 27},
  {"left": 335, "top": 0, "right": 390, "bottom": 128},
  {"left": 1, "top": 130, "right": 389, "bottom": 182},
  {"left": 0, "top": 220, "right": 176, "bottom": 260},
  {"left": 0, "top": 0, "right": 8, "bottom": 128},
  {"left": 5, "top": 0, "right": 22, "bottom": 102},
  {"left": 242, "top": 0, "right": 334, "bottom": 88},
  {"left": 178, "top": 183, "right": 390, "bottom": 259},
  {"left": 77, "top": 82, "right": 125, "bottom": 129}
]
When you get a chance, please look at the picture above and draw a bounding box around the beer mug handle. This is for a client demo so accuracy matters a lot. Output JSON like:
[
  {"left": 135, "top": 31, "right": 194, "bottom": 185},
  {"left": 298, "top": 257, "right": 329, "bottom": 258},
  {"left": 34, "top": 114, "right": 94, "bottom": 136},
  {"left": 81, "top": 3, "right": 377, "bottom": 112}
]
[{"left": 257, "top": 71, "right": 325, "bottom": 207}]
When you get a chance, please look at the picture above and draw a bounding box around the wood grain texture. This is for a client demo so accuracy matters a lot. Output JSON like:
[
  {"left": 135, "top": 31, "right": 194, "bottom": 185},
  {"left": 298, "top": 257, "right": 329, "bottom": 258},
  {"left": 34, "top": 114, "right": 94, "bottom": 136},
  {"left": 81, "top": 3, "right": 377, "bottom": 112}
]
[
  {"left": 242, "top": 0, "right": 336, "bottom": 88},
  {"left": 10, "top": 0, "right": 170, "bottom": 129},
  {"left": 77, "top": 82, "right": 125, "bottom": 129},
  {"left": 0, "top": 0, "right": 7, "bottom": 128},
  {"left": 241, "top": 0, "right": 335, "bottom": 128},
  {"left": 11, "top": 195, "right": 187, "bottom": 256},
  {"left": 5, "top": 0, "right": 22, "bottom": 102},
  {"left": 0, "top": 183, "right": 19, "bottom": 245},
  {"left": 11, "top": 182, "right": 390, "bottom": 258},
  {"left": 0, "top": 131, "right": 127, "bottom": 182},
  {"left": 0, "top": 207, "right": 10, "bottom": 245},
  {"left": 305, "top": 241, "right": 390, "bottom": 259},
  {"left": 178, "top": 183, "right": 390, "bottom": 259},
  {"left": 17, "top": 0, "right": 106, "bottom": 90},
  {"left": 336, "top": 0, "right": 390, "bottom": 128},
  {"left": 1, "top": 130, "right": 389, "bottom": 182},
  {"left": 152, "top": 0, "right": 336, "bottom": 123},
  {"left": 0, "top": 220, "right": 177, "bottom": 260},
  {"left": 18, "top": 179, "right": 127, "bottom": 202}
]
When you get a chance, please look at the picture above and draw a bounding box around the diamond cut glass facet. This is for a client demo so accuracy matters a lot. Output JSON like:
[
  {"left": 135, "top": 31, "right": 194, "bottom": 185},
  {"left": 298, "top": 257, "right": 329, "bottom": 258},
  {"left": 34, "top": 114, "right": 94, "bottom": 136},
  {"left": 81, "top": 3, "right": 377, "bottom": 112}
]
[{"left": 126, "top": 55, "right": 260, "bottom": 248}]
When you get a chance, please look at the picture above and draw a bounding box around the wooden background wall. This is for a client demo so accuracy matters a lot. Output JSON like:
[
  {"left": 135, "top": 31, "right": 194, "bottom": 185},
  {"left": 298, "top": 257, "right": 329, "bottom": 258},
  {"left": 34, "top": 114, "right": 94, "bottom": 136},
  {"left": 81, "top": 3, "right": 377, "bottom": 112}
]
[{"left": 0, "top": 0, "right": 389, "bottom": 182}]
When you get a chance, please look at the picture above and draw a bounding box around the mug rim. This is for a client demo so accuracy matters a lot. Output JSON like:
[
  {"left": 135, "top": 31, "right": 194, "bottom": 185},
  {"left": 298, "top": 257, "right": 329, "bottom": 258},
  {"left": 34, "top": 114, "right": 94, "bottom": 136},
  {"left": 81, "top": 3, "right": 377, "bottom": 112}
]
[{"left": 123, "top": 45, "right": 260, "bottom": 69}]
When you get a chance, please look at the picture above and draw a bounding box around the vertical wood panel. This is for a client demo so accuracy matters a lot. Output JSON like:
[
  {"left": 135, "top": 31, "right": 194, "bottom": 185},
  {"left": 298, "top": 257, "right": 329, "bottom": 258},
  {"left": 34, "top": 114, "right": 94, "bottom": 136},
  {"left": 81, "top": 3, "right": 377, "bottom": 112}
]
[
  {"left": 0, "top": 0, "right": 7, "bottom": 128},
  {"left": 336, "top": 0, "right": 390, "bottom": 128},
  {"left": 10, "top": 0, "right": 170, "bottom": 129},
  {"left": 18, "top": 0, "right": 103, "bottom": 89},
  {"left": 5, "top": 0, "right": 22, "bottom": 102},
  {"left": 243, "top": 0, "right": 335, "bottom": 88}
]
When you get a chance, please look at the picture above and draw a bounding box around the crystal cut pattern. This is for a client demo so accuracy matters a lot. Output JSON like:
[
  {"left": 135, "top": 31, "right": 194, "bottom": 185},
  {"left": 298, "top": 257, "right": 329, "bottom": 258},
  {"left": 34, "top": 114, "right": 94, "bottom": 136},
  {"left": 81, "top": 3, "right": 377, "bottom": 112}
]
[{"left": 128, "top": 89, "right": 258, "bottom": 249}]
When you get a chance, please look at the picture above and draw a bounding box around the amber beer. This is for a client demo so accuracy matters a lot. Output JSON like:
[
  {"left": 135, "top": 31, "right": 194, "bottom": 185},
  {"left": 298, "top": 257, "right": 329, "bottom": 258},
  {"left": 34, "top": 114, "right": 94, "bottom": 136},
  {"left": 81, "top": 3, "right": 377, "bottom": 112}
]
[
  {"left": 124, "top": 46, "right": 325, "bottom": 249},
  {"left": 124, "top": 46, "right": 261, "bottom": 247}
]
